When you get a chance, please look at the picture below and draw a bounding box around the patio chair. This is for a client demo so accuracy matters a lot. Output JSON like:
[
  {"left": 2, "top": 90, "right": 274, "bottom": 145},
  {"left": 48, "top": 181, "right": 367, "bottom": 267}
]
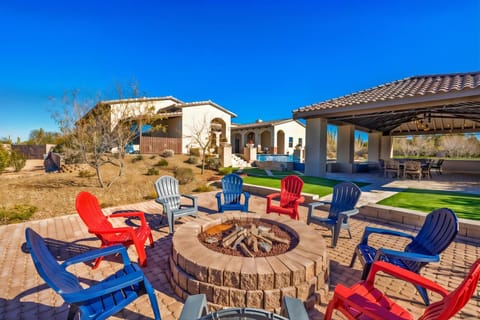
[
  {"left": 25, "top": 228, "right": 162, "bottom": 320},
  {"left": 325, "top": 259, "right": 480, "bottom": 320},
  {"left": 349, "top": 207, "right": 459, "bottom": 305},
  {"left": 216, "top": 173, "right": 250, "bottom": 213},
  {"left": 421, "top": 159, "right": 433, "bottom": 179},
  {"left": 384, "top": 159, "right": 401, "bottom": 178},
  {"left": 154, "top": 175, "right": 198, "bottom": 234},
  {"left": 266, "top": 175, "right": 305, "bottom": 220},
  {"left": 403, "top": 160, "right": 422, "bottom": 180},
  {"left": 430, "top": 159, "right": 445, "bottom": 175},
  {"left": 307, "top": 182, "right": 362, "bottom": 248},
  {"left": 75, "top": 191, "right": 154, "bottom": 268}
]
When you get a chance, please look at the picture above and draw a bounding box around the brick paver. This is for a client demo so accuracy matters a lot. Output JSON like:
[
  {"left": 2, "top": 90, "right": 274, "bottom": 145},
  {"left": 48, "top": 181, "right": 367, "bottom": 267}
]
[{"left": 1, "top": 191, "right": 479, "bottom": 319}]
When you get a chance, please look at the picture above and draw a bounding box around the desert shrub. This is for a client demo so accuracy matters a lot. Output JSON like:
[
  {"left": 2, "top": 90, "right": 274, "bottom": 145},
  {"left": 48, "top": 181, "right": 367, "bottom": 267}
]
[
  {"left": 0, "top": 145, "right": 9, "bottom": 173},
  {"left": 193, "top": 184, "right": 213, "bottom": 192},
  {"left": 154, "top": 159, "right": 168, "bottom": 167},
  {"left": 0, "top": 204, "right": 37, "bottom": 224},
  {"left": 205, "top": 157, "right": 221, "bottom": 170},
  {"left": 161, "top": 149, "right": 175, "bottom": 158},
  {"left": 189, "top": 147, "right": 200, "bottom": 156},
  {"left": 218, "top": 166, "right": 233, "bottom": 175},
  {"left": 78, "top": 169, "right": 95, "bottom": 178},
  {"left": 186, "top": 156, "right": 199, "bottom": 165},
  {"left": 9, "top": 150, "right": 26, "bottom": 172},
  {"left": 131, "top": 154, "right": 144, "bottom": 163},
  {"left": 146, "top": 167, "right": 159, "bottom": 176},
  {"left": 174, "top": 167, "right": 195, "bottom": 184},
  {"left": 149, "top": 155, "right": 156, "bottom": 159}
]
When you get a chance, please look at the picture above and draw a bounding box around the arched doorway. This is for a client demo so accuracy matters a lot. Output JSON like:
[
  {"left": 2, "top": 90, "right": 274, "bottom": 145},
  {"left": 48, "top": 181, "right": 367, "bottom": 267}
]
[
  {"left": 277, "top": 130, "right": 285, "bottom": 154},
  {"left": 260, "top": 130, "right": 271, "bottom": 153}
]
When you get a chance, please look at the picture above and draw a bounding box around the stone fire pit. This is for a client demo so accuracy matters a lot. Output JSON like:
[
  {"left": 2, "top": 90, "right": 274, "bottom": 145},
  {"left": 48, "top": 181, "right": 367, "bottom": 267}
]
[{"left": 167, "top": 213, "right": 329, "bottom": 312}]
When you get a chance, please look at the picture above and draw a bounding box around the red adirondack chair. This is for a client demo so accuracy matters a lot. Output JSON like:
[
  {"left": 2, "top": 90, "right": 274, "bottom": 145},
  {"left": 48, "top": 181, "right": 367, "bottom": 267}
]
[
  {"left": 75, "top": 191, "right": 154, "bottom": 268},
  {"left": 266, "top": 175, "right": 305, "bottom": 220},
  {"left": 325, "top": 259, "right": 480, "bottom": 320}
]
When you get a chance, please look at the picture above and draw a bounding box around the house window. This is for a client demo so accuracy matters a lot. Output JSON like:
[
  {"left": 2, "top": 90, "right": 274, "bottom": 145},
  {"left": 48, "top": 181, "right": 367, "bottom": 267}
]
[
  {"left": 298, "top": 138, "right": 302, "bottom": 146},
  {"left": 288, "top": 137, "right": 293, "bottom": 148}
]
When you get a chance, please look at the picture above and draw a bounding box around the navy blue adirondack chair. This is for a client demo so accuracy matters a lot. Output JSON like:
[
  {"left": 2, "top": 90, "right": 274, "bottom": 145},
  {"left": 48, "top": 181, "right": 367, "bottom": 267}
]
[
  {"left": 155, "top": 176, "right": 198, "bottom": 234},
  {"left": 307, "top": 181, "right": 362, "bottom": 248},
  {"left": 216, "top": 173, "right": 250, "bottom": 213},
  {"left": 349, "top": 207, "right": 459, "bottom": 305},
  {"left": 25, "top": 227, "right": 161, "bottom": 320}
]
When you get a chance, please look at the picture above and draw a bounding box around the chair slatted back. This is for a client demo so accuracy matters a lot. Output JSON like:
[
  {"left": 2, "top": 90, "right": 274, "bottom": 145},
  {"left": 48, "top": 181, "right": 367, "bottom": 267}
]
[
  {"left": 76, "top": 191, "right": 113, "bottom": 232},
  {"left": 155, "top": 176, "right": 181, "bottom": 212},
  {"left": 25, "top": 228, "right": 82, "bottom": 298},
  {"left": 279, "top": 175, "right": 304, "bottom": 208},
  {"left": 404, "top": 208, "right": 459, "bottom": 272},
  {"left": 328, "top": 182, "right": 362, "bottom": 220},
  {"left": 222, "top": 174, "right": 243, "bottom": 204},
  {"left": 420, "top": 259, "right": 480, "bottom": 320}
]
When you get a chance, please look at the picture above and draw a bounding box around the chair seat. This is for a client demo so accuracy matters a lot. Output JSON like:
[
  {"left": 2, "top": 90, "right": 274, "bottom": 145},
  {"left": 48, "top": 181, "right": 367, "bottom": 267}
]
[{"left": 308, "top": 216, "right": 336, "bottom": 226}]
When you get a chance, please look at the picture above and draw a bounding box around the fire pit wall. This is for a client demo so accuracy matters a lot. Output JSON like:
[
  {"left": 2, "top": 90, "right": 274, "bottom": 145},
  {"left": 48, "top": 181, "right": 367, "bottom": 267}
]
[{"left": 167, "top": 213, "right": 329, "bottom": 313}]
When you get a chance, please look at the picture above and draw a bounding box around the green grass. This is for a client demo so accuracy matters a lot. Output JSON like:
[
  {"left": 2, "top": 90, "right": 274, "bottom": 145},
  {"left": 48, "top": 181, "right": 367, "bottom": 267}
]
[
  {"left": 242, "top": 174, "right": 369, "bottom": 198},
  {"left": 378, "top": 188, "right": 480, "bottom": 220}
]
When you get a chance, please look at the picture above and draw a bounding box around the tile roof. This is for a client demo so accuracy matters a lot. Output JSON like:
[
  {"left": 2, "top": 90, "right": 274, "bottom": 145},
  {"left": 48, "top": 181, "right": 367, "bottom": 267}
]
[
  {"left": 231, "top": 118, "right": 304, "bottom": 130},
  {"left": 294, "top": 72, "right": 480, "bottom": 114}
]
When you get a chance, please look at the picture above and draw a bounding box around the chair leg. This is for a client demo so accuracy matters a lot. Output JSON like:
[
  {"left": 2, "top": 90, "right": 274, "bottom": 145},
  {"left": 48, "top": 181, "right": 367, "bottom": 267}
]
[
  {"left": 415, "top": 284, "right": 430, "bottom": 306},
  {"left": 67, "top": 304, "right": 79, "bottom": 320},
  {"left": 168, "top": 213, "right": 174, "bottom": 234},
  {"left": 349, "top": 251, "right": 357, "bottom": 268},
  {"left": 360, "top": 262, "right": 372, "bottom": 280},
  {"left": 143, "top": 277, "right": 162, "bottom": 319}
]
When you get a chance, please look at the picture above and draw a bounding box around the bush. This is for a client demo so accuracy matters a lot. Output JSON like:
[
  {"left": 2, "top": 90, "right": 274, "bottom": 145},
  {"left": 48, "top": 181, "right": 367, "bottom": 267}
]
[
  {"left": 131, "top": 154, "right": 144, "bottom": 163},
  {"left": 218, "top": 166, "right": 233, "bottom": 175},
  {"left": 9, "top": 151, "right": 26, "bottom": 172},
  {"left": 193, "top": 184, "right": 213, "bottom": 192},
  {"left": 0, "top": 204, "right": 37, "bottom": 224},
  {"left": 190, "top": 147, "right": 200, "bottom": 156},
  {"left": 0, "top": 145, "right": 9, "bottom": 173},
  {"left": 161, "top": 149, "right": 175, "bottom": 158},
  {"left": 78, "top": 169, "right": 95, "bottom": 178},
  {"left": 186, "top": 156, "right": 199, "bottom": 165},
  {"left": 205, "top": 157, "right": 221, "bottom": 170},
  {"left": 154, "top": 159, "right": 168, "bottom": 167},
  {"left": 149, "top": 155, "right": 156, "bottom": 159},
  {"left": 146, "top": 167, "right": 159, "bottom": 176},
  {"left": 174, "top": 167, "right": 195, "bottom": 185}
]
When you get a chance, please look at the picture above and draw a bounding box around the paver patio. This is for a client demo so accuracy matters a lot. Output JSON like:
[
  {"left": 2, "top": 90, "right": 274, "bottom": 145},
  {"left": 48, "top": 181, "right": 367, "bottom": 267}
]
[{"left": 1, "top": 188, "right": 479, "bottom": 319}]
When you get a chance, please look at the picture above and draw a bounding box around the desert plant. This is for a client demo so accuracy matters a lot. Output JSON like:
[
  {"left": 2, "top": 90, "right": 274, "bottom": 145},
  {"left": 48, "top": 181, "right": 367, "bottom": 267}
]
[
  {"left": 154, "top": 159, "right": 168, "bottom": 167},
  {"left": 131, "top": 154, "right": 144, "bottom": 163},
  {"left": 174, "top": 167, "right": 195, "bottom": 184},
  {"left": 193, "top": 184, "right": 213, "bottom": 192},
  {"left": 149, "top": 155, "right": 156, "bottom": 159},
  {"left": 189, "top": 147, "right": 200, "bottom": 156},
  {"left": 218, "top": 166, "right": 233, "bottom": 175},
  {"left": 146, "top": 167, "right": 159, "bottom": 176},
  {"left": 161, "top": 149, "right": 174, "bottom": 158},
  {"left": 9, "top": 150, "right": 26, "bottom": 172},
  {"left": 78, "top": 169, "right": 95, "bottom": 178},
  {"left": 0, "top": 204, "right": 37, "bottom": 224},
  {"left": 0, "top": 145, "right": 9, "bottom": 173},
  {"left": 186, "top": 156, "right": 199, "bottom": 165},
  {"left": 205, "top": 157, "right": 221, "bottom": 170}
]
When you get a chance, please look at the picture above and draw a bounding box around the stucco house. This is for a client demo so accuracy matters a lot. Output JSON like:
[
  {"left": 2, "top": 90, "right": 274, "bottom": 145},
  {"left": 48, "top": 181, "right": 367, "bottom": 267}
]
[
  {"left": 230, "top": 118, "right": 305, "bottom": 155},
  {"left": 91, "top": 96, "right": 237, "bottom": 154}
]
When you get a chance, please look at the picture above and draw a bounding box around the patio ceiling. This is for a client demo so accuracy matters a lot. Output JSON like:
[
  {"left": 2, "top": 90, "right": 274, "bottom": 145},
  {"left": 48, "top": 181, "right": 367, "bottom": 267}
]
[{"left": 293, "top": 72, "right": 480, "bottom": 136}]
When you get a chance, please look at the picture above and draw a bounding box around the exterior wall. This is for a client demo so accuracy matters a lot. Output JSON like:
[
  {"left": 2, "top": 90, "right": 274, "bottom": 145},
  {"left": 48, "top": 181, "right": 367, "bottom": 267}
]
[
  {"left": 11, "top": 144, "right": 56, "bottom": 159},
  {"left": 181, "top": 104, "right": 232, "bottom": 154},
  {"left": 305, "top": 118, "right": 327, "bottom": 177},
  {"left": 368, "top": 132, "right": 382, "bottom": 162},
  {"left": 274, "top": 121, "right": 306, "bottom": 155}
]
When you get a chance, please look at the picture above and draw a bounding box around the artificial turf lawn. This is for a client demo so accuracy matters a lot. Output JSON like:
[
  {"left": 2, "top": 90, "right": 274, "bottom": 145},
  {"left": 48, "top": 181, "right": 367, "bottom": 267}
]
[{"left": 378, "top": 188, "right": 480, "bottom": 220}]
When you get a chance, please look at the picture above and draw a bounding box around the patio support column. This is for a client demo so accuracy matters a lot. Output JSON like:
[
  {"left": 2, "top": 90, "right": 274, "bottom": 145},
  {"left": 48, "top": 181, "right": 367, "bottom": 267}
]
[
  {"left": 368, "top": 132, "right": 382, "bottom": 162},
  {"left": 305, "top": 117, "right": 327, "bottom": 177},
  {"left": 337, "top": 124, "right": 355, "bottom": 173},
  {"left": 380, "top": 135, "right": 393, "bottom": 159}
]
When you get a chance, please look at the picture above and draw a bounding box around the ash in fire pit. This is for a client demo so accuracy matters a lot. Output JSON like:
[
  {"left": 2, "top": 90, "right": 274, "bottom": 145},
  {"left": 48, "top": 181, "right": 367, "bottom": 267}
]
[{"left": 198, "top": 219, "right": 298, "bottom": 257}]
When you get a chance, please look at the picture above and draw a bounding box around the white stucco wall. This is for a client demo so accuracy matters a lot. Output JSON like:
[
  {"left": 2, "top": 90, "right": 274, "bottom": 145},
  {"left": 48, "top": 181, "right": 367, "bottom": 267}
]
[
  {"left": 275, "top": 121, "right": 306, "bottom": 154},
  {"left": 181, "top": 104, "right": 232, "bottom": 154}
]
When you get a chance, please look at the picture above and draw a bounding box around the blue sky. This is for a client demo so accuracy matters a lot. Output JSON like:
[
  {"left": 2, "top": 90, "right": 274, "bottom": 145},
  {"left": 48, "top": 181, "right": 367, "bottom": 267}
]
[{"left": 1, "top": 0, "right": 479, "bottom": 141}]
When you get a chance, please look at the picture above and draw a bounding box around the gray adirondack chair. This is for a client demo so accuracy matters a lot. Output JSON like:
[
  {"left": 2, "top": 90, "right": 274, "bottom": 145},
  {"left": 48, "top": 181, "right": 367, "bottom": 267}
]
[
  {"left": 154, "top": 176, "right": 198, "bottom": 234},
  {"left": 307, "top": 182, "right": 362, "bottom": 248}
]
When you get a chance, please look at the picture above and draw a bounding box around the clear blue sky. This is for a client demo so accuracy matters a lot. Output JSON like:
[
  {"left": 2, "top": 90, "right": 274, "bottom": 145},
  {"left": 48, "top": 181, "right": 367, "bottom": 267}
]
[{"left": 1, "top": 0, "right": 479, "bottom": 141}]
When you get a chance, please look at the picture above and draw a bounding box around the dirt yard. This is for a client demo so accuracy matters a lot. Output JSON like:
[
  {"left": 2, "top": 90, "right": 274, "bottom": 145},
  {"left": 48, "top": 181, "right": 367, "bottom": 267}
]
[{"left": 0, "top": 154, "right": 220, "bottom": 221}]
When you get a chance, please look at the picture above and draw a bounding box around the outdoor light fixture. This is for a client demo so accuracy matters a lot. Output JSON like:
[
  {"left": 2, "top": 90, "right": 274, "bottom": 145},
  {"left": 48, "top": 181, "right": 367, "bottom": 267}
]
[{"left": 415, "top": 112, "right": 432, "bottom": 131}]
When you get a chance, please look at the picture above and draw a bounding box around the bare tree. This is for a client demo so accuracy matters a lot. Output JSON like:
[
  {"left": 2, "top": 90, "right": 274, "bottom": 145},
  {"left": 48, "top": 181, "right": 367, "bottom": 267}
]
[
  {"left": 52, "top": 86, "right": 162, "bottom": 188},
  {"left": 187, "top": 114, "right": 213, "bottom": 174}
]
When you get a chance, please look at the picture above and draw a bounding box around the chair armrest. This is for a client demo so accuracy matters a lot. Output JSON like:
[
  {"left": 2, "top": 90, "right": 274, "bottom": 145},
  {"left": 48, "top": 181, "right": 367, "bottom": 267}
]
[
  {"left": 215, "top": 192, "right": 222, "bottom": 200},
  {"left": 281, "top": 296, "right": 309, "bottom": 320},
  {"left": 62, "top": 269, "right": 145, "bottom": 303},
  {"left": 375, "top": 248, "right": 440, "bottom": 264},
  {"left": 181, "top": 194, "right": 198, "bottom": 208},
  {"left": 61, "top": 245, "right": 131, "bottom": 268},
  {"left": 367, "top": 261, "right": 449, "bottom": 297},
  {"left": 331, "top": 284, "right": 407, "bottom": 320},
  {"left": 339, "top": 208, "right": 359, "bottom": 217},
  {"left": 109, "top": 210, "right": 148, "bottom": 226},
  {"left": 360, "top": 226, "right": 415, "bottom": 245},
  {"left": 295, "top": 196, "right": 305, "bottom": 205},
  {"left": 308, "top": 201, "right": 331, "bottom": 211},
  {"left": 266, "top": 192, "right": 280, "bottom": 200},
  {"left": 179, "top": 294, "right": 209, "bottom": 320},
  {"left": 88, "top": 226, "right": 136, "bottom": 237},
  {"left": 243, "top": 191, "right": 250, "bottom": 200}
]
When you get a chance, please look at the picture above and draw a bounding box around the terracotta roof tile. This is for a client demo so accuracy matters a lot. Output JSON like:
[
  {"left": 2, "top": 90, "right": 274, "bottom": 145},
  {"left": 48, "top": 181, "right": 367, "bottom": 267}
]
[{"left": 294, "top": 72, "right": 480, "bottom": 114}]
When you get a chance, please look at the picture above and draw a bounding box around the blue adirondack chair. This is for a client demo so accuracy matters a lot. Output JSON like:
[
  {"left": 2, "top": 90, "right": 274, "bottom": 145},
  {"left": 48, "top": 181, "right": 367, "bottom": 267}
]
[
  {"left": 307, "top": 181, "right": 362, "bottom": 248},
  {"left": 349, "top": 207, "right": 459, "bottom": 305},
  {"left": 25, "top": 227, "right": 161, "bottom": 320},
  {"left": 216, "top": 173, "right": 250, "bottom": 213},
  {"left": 154, "top": 175, "right": 198, "bottom": 234}
]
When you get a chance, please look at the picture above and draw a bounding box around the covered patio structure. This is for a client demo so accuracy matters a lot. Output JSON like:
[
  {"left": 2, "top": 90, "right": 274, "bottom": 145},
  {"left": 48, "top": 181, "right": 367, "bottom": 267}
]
[{"left": 293, "top": 72, "right": 480, "bottom": 177}]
